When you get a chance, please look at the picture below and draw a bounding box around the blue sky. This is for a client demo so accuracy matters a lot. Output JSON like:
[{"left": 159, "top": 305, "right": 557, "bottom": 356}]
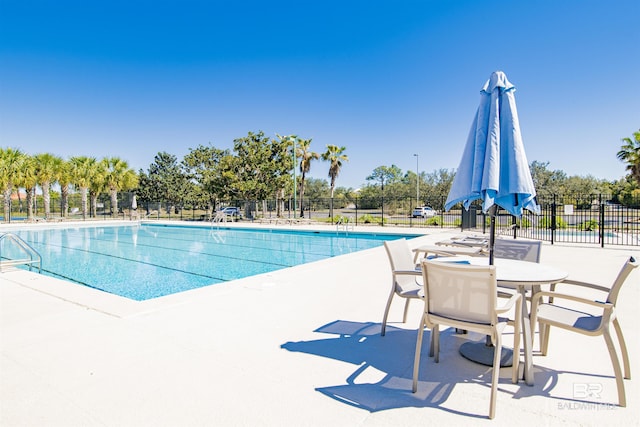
[{"left": 1, "top": 0, "right": 639, "bottom": 189}]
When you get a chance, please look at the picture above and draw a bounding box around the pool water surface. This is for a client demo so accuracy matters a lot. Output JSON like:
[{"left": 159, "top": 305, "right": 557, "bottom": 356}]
[{"left": 8, "top": 224, "right": 418, "bottom": 301}]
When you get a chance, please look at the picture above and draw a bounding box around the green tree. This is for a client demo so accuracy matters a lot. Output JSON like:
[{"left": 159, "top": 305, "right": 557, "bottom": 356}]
[
  {"left": 102, "top": 157, "right": 138, "bottom": 216},
  {"left": 89, "top": 160, "right": 107, "bottom": 218},
  {"left": 17, "top": 155, "right": 38, "bottom": 220},
  {"left": 232, "top": 131, "right": 288, "bottom": 216},
  {"left": 617, "top": 129, "right": 640, "bottom": 186},
  {"left": 34, "top": 153, "right": 63, "bottom": 219},
  {"left": 321, "top": 144, "right": 348, "bottom": 217},
  {"left": 303, "top": 178, "right": 330, "bottom": 200},
  {"left": 529, "top": 161, "right": 567, "bottom": 198},
  {"left": 423, "top": 168, "right": 455, "bottom": 209},
  {"left": 297, "top": 138, "right": 319, "bottom": 217},
  {"left": 58, "top": 159, "right": 73, "bottom": 217},
  {"left": 0, "top": 148, "right": 25, "bottom": 221},
  {"left": 70, "top": 156, "right": 99, "bottom": 220},
  {"left": 425, "top": 169, "right": 455, "bottom": 195},
  {"left": 182, "top": 144, "right": 234, "bottom": 215},
  {"left": 366, "top": 165, "right": 403, "bottom": 191},
  {"left": 145, "top": 152, "right": 189, "bottom": 214},
  {"left": 272, "top": 134, "right": 296, "bottom": 217}
]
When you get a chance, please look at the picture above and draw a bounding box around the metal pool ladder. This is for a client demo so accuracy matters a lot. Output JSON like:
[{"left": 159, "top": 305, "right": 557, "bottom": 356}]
[
  {"left": 0, "top": 233, "right": 42, "bottom": 273},
  {"left": 336, "top": 216, "right": 354, "bottom": 232}
]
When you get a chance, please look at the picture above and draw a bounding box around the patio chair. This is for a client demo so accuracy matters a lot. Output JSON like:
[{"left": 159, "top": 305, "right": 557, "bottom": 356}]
[
  {"left": 436, "top": 235, "right": 489, "bottom": 249},
  {"left": 492, "top": 238, "right": 542, "bottom": 263},
  {"left": 494, "top": 238, "right": 542, "bottom": 299},
  {"left": 381, "top": 238, "right": 423, "bottom": 336},
  {"left": 412, "top": 260, "right": 521, "bottom": 419},
  {"left": 530, "top": 256, "right": 638, "bottom": 407}
]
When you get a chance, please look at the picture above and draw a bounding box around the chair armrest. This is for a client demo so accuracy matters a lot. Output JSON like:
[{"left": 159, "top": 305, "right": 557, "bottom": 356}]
[
  {"left": 412, "top": 247, "right": 459, "bottom": 257},
  {"left": 496, "top": 293, "right": 521, "bottom": 314},
  {"left": 553, "top": 279, "right": 610, "bottom": 294},
  {"left": 393, "top": 269, "right": 422, "bottom": 276},
  {"left": 531, "top": 290, "right": 614, "bottom": 310},
  {"left": 444, "top": 241, "right": 480, "bottom": 248}
]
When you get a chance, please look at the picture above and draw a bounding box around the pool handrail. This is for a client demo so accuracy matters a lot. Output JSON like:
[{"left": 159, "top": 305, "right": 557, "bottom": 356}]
[{"left": 0, "top": 232, "right": 42, "bottom": 273}]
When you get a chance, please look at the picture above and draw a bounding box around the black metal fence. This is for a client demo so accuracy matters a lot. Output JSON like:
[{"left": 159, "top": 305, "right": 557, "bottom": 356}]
[{"left": 2, "top": 192, "right": 639, "bottom": 247}]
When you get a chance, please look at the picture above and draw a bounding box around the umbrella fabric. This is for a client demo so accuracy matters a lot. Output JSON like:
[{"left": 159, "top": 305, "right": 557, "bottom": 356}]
[
  {"left": 445, "top": 71, "right": 539, "bottom": 217},
  {"left": 131, "top": 194, "right": 137, "bottom": 210}
]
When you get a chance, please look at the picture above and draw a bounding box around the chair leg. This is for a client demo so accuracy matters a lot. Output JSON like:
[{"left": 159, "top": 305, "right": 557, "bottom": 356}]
[
  {"left": 403, "top": 298, "right": 411, "bottom": 323},
  {"left": 381, "top": 290, "right": 396, "bottom": 336},
  {"left": 540, "top": 323, "right": 550, "bottom": 356},
  {"left": 489, "top": 332, "right": 501, "bottom": 419},
  {"left": 612, "top": 318, "right": 631, "bottom": 379},
  {"left": 412, "top": 314, "right": 427, "bottom": 393},
  {"left": 603, "top": 328, "right": 626, "bottom": 407},
  {"left": 433, "top": 325, "right": 441, "bottom": 363},
  {"left": 429, "top": 327, "right": 435, "bottom": 357},
  {"left": 512, "top": 319, "right": 521, "bottom": 385}
]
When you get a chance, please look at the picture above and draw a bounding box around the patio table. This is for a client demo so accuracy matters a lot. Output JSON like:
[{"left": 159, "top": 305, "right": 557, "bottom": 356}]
[{"left": 429, "top": 256, "right": 568, "bottom": 385}]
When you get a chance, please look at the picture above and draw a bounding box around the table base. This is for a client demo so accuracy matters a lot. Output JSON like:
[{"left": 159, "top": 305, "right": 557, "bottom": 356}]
[{"left": 459, "top": 341, "right": 513, "bottom": 367}]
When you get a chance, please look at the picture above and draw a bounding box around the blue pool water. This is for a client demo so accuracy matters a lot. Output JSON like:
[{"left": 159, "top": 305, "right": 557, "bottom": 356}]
[{"left": 7, "top": 224, "right": 419, "bottom": 301}]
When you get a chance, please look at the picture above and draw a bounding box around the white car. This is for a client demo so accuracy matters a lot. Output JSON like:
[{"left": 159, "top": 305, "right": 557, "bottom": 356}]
[
  {"left": 412, "top": 206, "right": 436, "bottom": 218},
  {"left": 219, "top": 207, "right": 241, "bottom": 216}
]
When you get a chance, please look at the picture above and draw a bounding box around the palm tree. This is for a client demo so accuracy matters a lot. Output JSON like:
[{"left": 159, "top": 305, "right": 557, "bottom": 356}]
[
  {"left": 297, "top": 138, "right": 319, "bottom": 217},
  {"left": 321, "top": 144, "right": 349, "bottom": 218},
  {"left": 102, "top": 157, "right": 138, "bottom": 217},
  {"left": 617, "top": 129, "right": 640, "bottom": 186},
  {"left": 0, "top": 147, "right": 25, "bottom": 222},
  {"left": 58, "top": 159, "right": 73, "bottom": 217},
  {"left": 17, "top": 155, "right": 38, "bottom": 221},
  {"left": 89, "top": 161, "right": 107, "bottom": 218},
  {"left": 70, "top": 156, "right": 98, "bottom": 220},
  {"left": 34, "top": 153, "right": 63, "bottom": 219},
  {"left": 275, "top": 133, "right": 298, "bottom": 217}
]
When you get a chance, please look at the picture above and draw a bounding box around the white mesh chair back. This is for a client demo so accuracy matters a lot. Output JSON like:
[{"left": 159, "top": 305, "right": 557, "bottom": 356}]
[
  {"left": 414, "top": 259, "right": 518, "bottom": 418},
  {"left": 607, "top": 256, "right": 638, "bottom": 304},
  {"left": 425, "top": 261, "right": 497, "bottom": 325},
  {"left": 384, "top": 238, "right": 418, "bottom": 290},
  {"left": 494, "top": 239, "right": 542, "bottom": 263},
  {"left": 381, "top": 238, "right": 423, "bottom": 336}
]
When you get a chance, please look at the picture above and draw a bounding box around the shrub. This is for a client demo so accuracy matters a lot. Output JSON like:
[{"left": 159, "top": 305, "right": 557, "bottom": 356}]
[
  {"left": 359, "top": 214, "right": 383, "bottom": 224},
  {"left": 357, "top": 214, "right": 386, "bottom": 225},
  {"left": 578, "top": 219, "right": 598, "bottom": 231},
  {"left": 426, "top": 216, "right": 442, "bottom": 226},
  {"left": 539, "top": 216, "right": 567, "bottom": 229},
  {"left": 517, "top": 217, "right": 531, "bottom": 228},
  {"left": 333, "top": 215, "right": 347, "bottom": 225}
]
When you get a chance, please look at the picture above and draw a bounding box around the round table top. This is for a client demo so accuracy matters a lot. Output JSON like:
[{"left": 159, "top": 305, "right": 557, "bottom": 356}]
[{"left": 428, "top": 256, "right": 569, "bottom": 287}]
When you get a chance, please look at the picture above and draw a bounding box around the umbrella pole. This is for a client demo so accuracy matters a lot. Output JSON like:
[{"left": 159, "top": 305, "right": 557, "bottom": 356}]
[
  {"left": 486, "top": 205, "right": 497, "bottom": 347},
  {"left": 488, "top": 205, "right": 497, "bottom": 265}
]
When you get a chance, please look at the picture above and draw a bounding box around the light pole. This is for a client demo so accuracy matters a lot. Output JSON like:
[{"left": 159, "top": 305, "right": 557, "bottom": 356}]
[
  {"left": 292, "top": 137, "right": 297, "bottom": 217},
  {"left": 413, "top": 153, "right": 419, "bottom": 206}
]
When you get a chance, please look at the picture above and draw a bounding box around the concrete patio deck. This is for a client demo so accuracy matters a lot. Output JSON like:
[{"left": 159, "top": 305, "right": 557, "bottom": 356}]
[{"left": 1, "top": 222, "right": 639, "bottom": 426}]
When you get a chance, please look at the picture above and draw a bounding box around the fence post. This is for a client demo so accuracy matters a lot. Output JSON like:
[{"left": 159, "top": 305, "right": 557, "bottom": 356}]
[
  {"left": 551, "top": 195, "right": 557, "bottom": 245},
  {"left": 355, "top": 197, "right": 358, "bottom": 226},
  {"left": 599, "top": 194, "right": 605, "bottom": 248}
]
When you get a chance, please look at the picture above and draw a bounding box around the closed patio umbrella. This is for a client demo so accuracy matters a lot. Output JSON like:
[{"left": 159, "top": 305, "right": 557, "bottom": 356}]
[
  {"left": 445, "top": 71, "right": 539, "bottom": 264},
  {"left": 444, "top": 71, "right": 540, "bottom": 367}
]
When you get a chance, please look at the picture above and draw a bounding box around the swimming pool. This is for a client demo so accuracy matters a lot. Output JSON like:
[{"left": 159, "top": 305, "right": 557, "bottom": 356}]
[{"left": 7, "top": 224, "right": 419, "bottom": 301}]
